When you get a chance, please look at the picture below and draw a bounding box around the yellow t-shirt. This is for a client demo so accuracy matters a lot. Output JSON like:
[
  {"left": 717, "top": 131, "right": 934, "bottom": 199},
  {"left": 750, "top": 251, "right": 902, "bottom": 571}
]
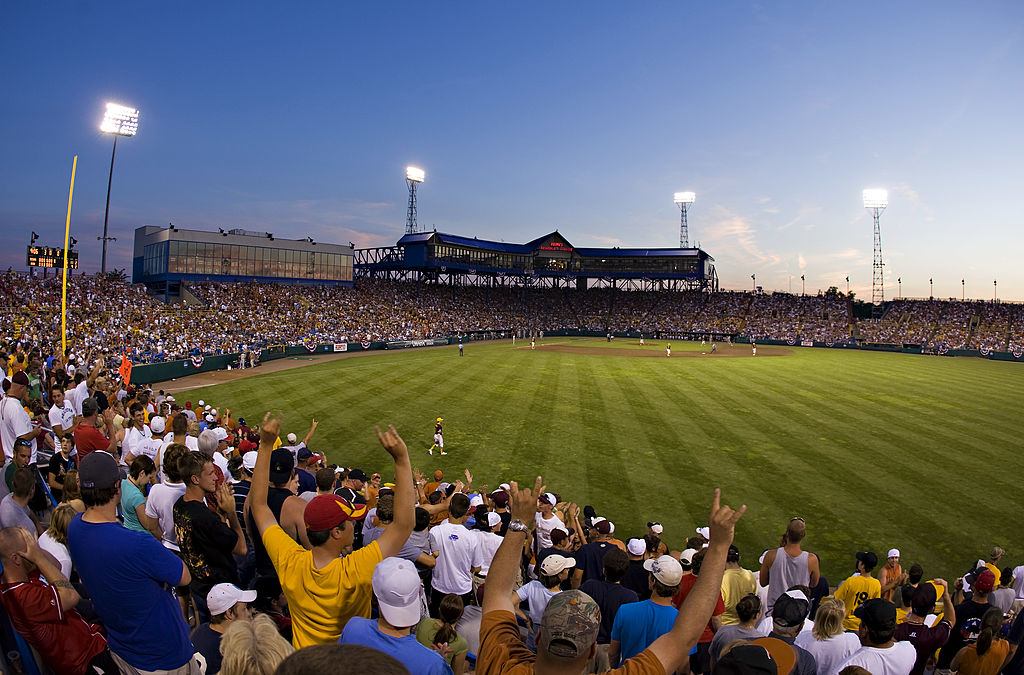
[
  {"left": 720, "top": 567, "right": 758, "bottom": 625},
  {"left": 835, "top": 574, "right": 881, "bottom": 631},
  {"left": 262, "top": 525, "right": 383, "bottom": 649}
]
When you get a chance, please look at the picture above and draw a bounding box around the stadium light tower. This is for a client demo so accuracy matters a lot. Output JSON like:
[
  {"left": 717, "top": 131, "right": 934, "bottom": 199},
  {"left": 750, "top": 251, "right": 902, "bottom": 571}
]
[
  {"left": 863, "top": 188, "right": 888, "bottom": 316},
  {"left": 673, "top": 191, "right": 696, "bottom": 248},
  {"left": 405, "top": 166, "right": 425, "bottom": 235},
  {"left": 99, "top": 102, "right": 140, "bottom": 274}
]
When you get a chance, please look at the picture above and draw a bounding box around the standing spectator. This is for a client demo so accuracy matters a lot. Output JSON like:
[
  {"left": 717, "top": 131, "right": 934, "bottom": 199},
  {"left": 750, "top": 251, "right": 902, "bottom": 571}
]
[
  {"left": 335, "top": 467, "right": 369, "bottom": 549},
  {"left": 295, "top": 447, "right": 317, "bottom": 494},
  {"left": 580, "top": 547, "right": 638, "bottom": 671},
  {"left": 249, "top": 416, "right": 414, "bottom": 648},
  {"left": 709, "top": 594, "right": 764, "bottom": 665},
  {"left": 835, "top": 551, "right": 882, "bottom": 631},
  {"left": 893, "top": 579, "right": 955, "bottom": 675},
  {"left": 990, "top": 567, "right": 1016, "bottom": 614},
  {"left": 121, "top": 455, "right": 159, "bottom": 536},
  {"left": 0, "top": 526, "right": 117, "bottom": 675},
  {"left": 879, "top": 549, "right": 908, "bottom": 602},
  {"left": 340, "top": 556, "right": 453, "bottom": 675},
  {"left": 515, "top": 553, "right": 575, "bottom": 650},
  {"left": 533, "top": 492, "right": 564, "bottom": 553},
  {"left": 47, "top": 433, "right": 76, "bottom": 502},
  {"left": 794, "top": 597, "right": 861, "bottom": 675},
  {"left": 721, "top": 544, "right": 758, "bottom": 625},
  {"left": 47, "top": 384, "right": 75, "bottom": 440},
  {"left": 429, "top": 492, "right": 483, "bottom": 614},
  {"left": 246, "top": 447, "right": 312, "bottom": 579},
  {"left": 191, "top": 583, "right": 256, "bottom": 675},
  {"left": 1, "top": 371, "right": 43, "bottom": 463},
  {"left": 173, "top": 451, "right": 247, "bottom": 619},
  {"left": 72, "top": 398, "right": 118, "bottom": 463},
  {"left": 672, "top": 548, "right": 726, "bottom": 674},
  {"left": 67, "top": 451, "right": 196, "bottom": 673},
  {"left": 760, "top": 517, "right": 820, "bottom": 614},
  {"left": 937, "top": 569, "right": 996, "bottom": 671},
  {"left": 609, "top": 554, "right": 684, "bottom": 666},
  {"left": 620, "top": 538, "right": 652, "bottom": 600},
  {"left": 836, "top": 598, "right": 916, "bottom": 674},
  {"left": 571, "top": 519, "right": 619, "bottom": 587},
  {"left": 752, "top": 592, "right": 818, "bottom": 675}
]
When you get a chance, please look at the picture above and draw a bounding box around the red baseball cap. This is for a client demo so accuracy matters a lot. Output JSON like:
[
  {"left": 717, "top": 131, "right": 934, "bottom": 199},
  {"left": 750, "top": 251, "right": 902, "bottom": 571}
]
[{"left": 304, "top": 494, "right": 367, "bottom": 531}]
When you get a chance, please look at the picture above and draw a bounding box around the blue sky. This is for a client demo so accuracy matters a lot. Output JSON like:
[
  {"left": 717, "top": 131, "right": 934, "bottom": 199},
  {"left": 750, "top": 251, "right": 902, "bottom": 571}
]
[{"left": 2, "top": 2, "right": 1022, "bottom": 299}]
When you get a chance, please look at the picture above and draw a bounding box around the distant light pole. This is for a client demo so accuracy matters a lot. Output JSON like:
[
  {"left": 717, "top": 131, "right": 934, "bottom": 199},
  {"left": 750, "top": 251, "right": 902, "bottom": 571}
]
[
  {"left": 405, "top": 166, "right": 425, "bottom": 234},
  {"left": 930, "top": 278, "right": 934, "bottom": 299},
  {"left": 898, "top": 277, "right": 902, "bottom": 298},
  {"left": 801, "top": 274, "right": 805, "bottom": 296},
  {"left": 751, "top": 273, "right": 756, "bottom": 291},
  {"left": 864, "top": 189, "right": 887, "bottom": 317},
  {"left": 994, "top": 279, "right": 998, "bottom": 302},
  {"left": 962, "top": 279, "right": 965, "bottom": 301},
  {"left": 99, "top": 102, "right": 140, "bottom": 274},
  {"left": 845, "top": 275, "right": 850, "bottom": 296},
  {"left": 673, "top": 192, "right": 696, "bottom": 248}
]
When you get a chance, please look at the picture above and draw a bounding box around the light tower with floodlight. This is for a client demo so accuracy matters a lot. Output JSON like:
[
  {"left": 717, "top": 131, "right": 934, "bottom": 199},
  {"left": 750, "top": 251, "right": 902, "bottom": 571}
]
[
  {"left": 863, "top": 188, "right": 888, "bottom": 316},
  {"left": 673, "top": 191, "right": 695, "bottom": 248},
  {"left": 405, "top": 166, "right": 425, "bottom": 235},
  {"left": 99, "top": 102, "right": 140, "bottom": 274}
]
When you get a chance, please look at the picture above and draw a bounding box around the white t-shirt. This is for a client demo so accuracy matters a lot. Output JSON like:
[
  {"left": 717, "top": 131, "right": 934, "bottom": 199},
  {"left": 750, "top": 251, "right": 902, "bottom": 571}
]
[
  {"left": 145, "top": 482, "right": 187, "bottom": 551},
  {"left": 429, "top": 520, "right": 483, "bottom": 595},
  {"left": 795, "top": 630, "right": 861, "bottom": 675},
  {"left": 836, "top": 642, "right": 917, "bottom": 675},
  {"left": 474, "top": 529, "right": 504, "bottom": 575},
  {"left": 0, "top": 397, "right": 36, "bottom": 463},
  {"left": 534, "top": 512, "right": 563, "bottom": 551},
  {"left": 38, "top": 531, "right": 73, "bottom": 578},
  {"left": 1013, "top": 565, "right": 1024, "bottom": 600},
  {"left": 515, "top": 580, "right": 560, "bottom": 627},
  {"left": 157, "top": 437, "right": 199, "bottom": 483},
  {"left": 212, "top": 452, "right": 229, "bottom": 478},
  {"left": 48, "top": 402, "right": 75, "bottom": 437},
  {"left": 122, "top": 426, "right": 153, "bottom": 463},
  {"left": 66, "top": 380, "right": 90, "bottom": 416}
]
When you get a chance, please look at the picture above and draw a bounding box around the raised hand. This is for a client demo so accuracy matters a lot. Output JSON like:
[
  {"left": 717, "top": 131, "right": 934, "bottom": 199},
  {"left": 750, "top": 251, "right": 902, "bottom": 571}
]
[
  {"left": 509, "top": 476, "right": 544, "bottom": 524},
  {"left": 464, "top": 468, "right": 473, "bottom": 485},
  {"left": 260, "top": 412, "right": 281, "bottom": 447},
  {"left": 375, "top": 425, "right": 409, "bottom": 461},
  {"left": 707, "top": 489, "right": 746, "bottom": 546},
  {"left": 214, "top": 482, "right": 235, "bottom": 515}
]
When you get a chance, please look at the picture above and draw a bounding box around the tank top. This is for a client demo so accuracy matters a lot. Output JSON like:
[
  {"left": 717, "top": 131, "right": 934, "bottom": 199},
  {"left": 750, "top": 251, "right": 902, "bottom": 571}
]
[{"left": 766, "top": 547, "right": 810, "bottom": 613}]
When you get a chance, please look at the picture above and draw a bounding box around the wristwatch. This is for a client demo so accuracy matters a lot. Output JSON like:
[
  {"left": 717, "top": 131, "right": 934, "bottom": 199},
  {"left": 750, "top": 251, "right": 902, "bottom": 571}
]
[{"left": 507, "top": 520, "right": 529, "bottom": 533}]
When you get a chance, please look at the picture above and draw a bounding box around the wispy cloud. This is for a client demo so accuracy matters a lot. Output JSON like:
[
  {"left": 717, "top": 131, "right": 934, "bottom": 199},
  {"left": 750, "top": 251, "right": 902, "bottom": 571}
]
[{"left": 701, "top": 205, "right": 782, "bottom": 268}]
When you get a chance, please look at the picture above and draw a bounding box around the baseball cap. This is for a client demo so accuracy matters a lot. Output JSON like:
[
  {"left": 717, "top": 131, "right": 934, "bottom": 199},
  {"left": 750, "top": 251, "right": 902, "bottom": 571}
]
[
  {"left": 205, "top": 414, "right": 215, "bottom": 423},
  {"left": 433, "top": 470, "right": 444, "bottom": 480},
  {"left": 490, "top": 491, "right": 508, "bottom": 507},
  {"left": 198, "top": 400, "right": 205, "bottom": 406},
  {"left": 550, "top": 528, "right": 569, "bottom": 545},
  {"left": 910, "top": 582, "right": 938, "bottom": 615},
  {"left": 287, "top": 432, "right": 298, "bottom": 444},
  {"left": 644, "top": 555, "right": 683, "bottom": 586},
  {"left": 856, "top": 551, "right": 879, "bottom": 570},
  {"left": 647, "top": 521, "right": 663, "bottom": 535},
  {"left": 348, "top": 468, "right": 368, "bottom": 482},
  {"left": 695, "top": 526, "right": 710, "bottom": 539},
  {"left": 304, "top": 494, "right": 367, "bottom": 530},
  {"left": 149, "top": 416, "right": 166, "bottom": 434},
  {"left": 206, "top": 583, "right": 257, "bottom": 616},
  {"left": 212, "top": 427, "right": 229, "bottom": 441},
  {"left": 210, "top": 408, "right": 218, "bottom": 416},
  {"left": 79, "top": 451, "right": 120, "bottom": 490},
  {"left": 81, "top": 397, "right": 99, "bottom": 417},
  {"left": 539, "top": 492, "right": 557, "bottom": 506},
  {"left": 538, "top": 590, "right": 600, "bottom": 658},
  {"left": 11, "top": 371, "right": 29, "bottom": 387},
  {"left": 974, "top": 569, "right": 996, "bottom": 593},
  {"left": 372, "top": 557, "right": 423, "bottom": 628},
  {"left": 854, "top": 598, "right": 896, "bottom": 631},
  {"left": 594, "top": 519, "right": 612, "bottom": 535},
  {"left": 185, "top": 401, "right": 192, "bottom": 409},
  {"left": 297, "top": 447, "right": 313, "bottom": 460},
  {"left": 715, "top": 644, "right": 780, "bottom": 675},
  {"left": 486, "top": 512, "right": 501, "bottom": 528},
  {"left": 540, "top": 554, "right": 576, "bottom": 576},
  {"left": 204, "top": 405, "right": 211, "bottom": 411},
  {"left": 499, "top": 482, "right": 511, "bottom": 491},
  {"left": 627, "top": 538, "right": 646, "bottom": 556},
  {"left": 772, "top": 592, "right": 809, "bottom": 628},
  {"left": 749, "top": 638, "right": 796, "bottom": 675},
  {"left": 887, "top": 548, "right": 900, "bottom": 558},
  {"left": 268, "top": 448, "right": 294, "bottom": 483},
  {"left": 469, "top": 494, "right": 484, "bottom": 508},
  {"left": 679, "top": 548, "right": 698, "bottom": 567},
  {"left": 242, "top": 451, "right": 258, "bottom": 472}
]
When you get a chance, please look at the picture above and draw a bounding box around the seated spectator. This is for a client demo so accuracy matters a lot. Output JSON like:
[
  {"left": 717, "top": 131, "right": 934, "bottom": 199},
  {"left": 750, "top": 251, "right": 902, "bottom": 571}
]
[
  {"left": 66, "top": 451, "right": 195, "bottom": 673},
  {"left": 0, "top": 467, "right": 42, "bottom": 535},
  {"left": 894, "top": 579, "right": 955, "bottom": 675},
  {"left": 938, "top": 568, "right": 997, "bottom": 670},
  {"left": 37, "top": 502, "right": 76, "bottom": 578},
  {"left": 950, "top": 607, "right": 1009, "bottom": 675},
  {"left": 191, "top": 583, "right": 256, "bottom": 675},
  {"left": 671, "top": 548, "right": 726, "bottom": 674},
  {"left": 341, "top": 556, "right": 452, "bottom": 675},
  {"left": 417, "top": 593, "right": 470, "bottom": 675},
  {"left": 219, "top": 613, "right": 296, "bottom": 675},
  {"left": 47, "top": 433, "right": 76, "bottom": 503},
  {"left": 61, "top": 468, "right": 85, "bottom": 512},
  {"left": 753, "top": 591, "right": 818, "bottom": 675},
  {"left": 793, "top": 596, "right": 861, "bottom": 675},
  {"left": 253, "top": 574, "right": 293, "bottom": 642},
  {"left": 274, "top": 643, "right": 411, "bottom": 675},
  {"left": 836, "top": 599, "right": 916, "bottom": 674}
]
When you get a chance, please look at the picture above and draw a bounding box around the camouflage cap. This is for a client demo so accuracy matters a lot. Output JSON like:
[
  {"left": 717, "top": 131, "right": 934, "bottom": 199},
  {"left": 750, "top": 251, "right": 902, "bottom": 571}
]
[{"left": 538, "top": 590, "right": 601, "bottom": 658}]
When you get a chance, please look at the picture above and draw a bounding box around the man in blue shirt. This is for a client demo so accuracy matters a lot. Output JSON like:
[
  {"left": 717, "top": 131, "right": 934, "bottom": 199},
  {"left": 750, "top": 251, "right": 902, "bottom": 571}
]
[
  {"left": 340, "top": 556, "right": 452, "bottom": 675},
  {"left": 67, "top": 451, "right": 197, "bottom": 674},
  {"left": 608, "top": 554, "right": 688, "bottom": 666}
]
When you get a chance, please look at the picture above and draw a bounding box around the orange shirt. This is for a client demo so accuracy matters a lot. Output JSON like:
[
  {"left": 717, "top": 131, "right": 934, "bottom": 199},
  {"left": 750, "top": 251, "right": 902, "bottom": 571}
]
[{"left": 879, "top": 562, "right": 903, "bottom": 601}]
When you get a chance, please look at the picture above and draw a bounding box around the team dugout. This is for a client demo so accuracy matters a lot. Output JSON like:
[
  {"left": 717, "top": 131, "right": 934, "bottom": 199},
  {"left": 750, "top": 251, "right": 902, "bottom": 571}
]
[{"left": 356, "top": 230, "right": 718, "bottom": 291}]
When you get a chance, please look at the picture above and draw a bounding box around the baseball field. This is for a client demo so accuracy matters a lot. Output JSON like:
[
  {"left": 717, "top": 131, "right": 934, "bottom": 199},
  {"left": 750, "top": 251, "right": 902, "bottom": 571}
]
[{"left": 181, "top": 337, "right": 1022, "bottom": 584}]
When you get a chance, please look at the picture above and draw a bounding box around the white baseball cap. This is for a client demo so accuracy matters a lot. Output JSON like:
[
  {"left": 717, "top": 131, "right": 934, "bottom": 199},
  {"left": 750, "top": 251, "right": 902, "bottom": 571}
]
[
  {"left": 149, "top": 416, "right": 165, "bottom": 434},
  {"left": 695, "top": 526, "right": 710, "bottom": 540},
  {"left": 499, "top": 483, "right": 511, "bottom": 491},
  {"left": 213, "top": 427, "right": 229, "bottom": 442},
  {"left": 211, "top": 408, "right": 218, "bottom": 416},
  {"left": 644, "top": 555, "right": 684, "bottom": 586},
  {"left": 469, "top": 494, "right": 484, "bottom": 508},
  {"left": 206, "top": 583, "right": 256, "bottom": 616},
  {"left": 648, "top": 522, "right": 664, "bottom": 535},
  {"left": 486, "top": 512, "right": 502, "bottom": 528},
  {"left": 242, "top": 451, "right": 258, "bottom": 471},
  {"left": 204, "top": 405, "right": 211, "bottom": 412},
  {"left": 539, "top": 554, "right": 576, "bottom": 576},
  {"left": 198, "top": 400, "right": 205, "bottom": 406},
  {"left": 888, "top": 548, "right": 900, "bottom": 558},
  {"left": 679, "top": 548, "right": 699, "bottom": 566},
  {"left": 627, "top": 538, "right": 646, "bottom": 556},
  {"left": 205, "top": 414, "right": 215, "bottom": 422},
  {"left": 287, "top": 433, "right": 298, "bottom": 444},
  {"left": 371, "top": 557, "right": 423, "bottom": 628}
]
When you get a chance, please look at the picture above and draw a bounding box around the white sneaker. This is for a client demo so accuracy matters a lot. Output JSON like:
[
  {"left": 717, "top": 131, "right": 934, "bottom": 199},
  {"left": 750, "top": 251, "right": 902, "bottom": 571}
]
[
  {"left": 428, "top": 449, "right": 433, "bottom": 455},
  {"left": 440, "top": 451, "right": 447, "bottom": 456}
]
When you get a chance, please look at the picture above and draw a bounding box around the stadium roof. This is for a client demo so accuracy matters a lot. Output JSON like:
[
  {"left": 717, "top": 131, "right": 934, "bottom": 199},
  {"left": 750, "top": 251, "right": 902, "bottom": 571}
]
[{"left": 397, "top": 230, "right": 709, "bottom": 259}]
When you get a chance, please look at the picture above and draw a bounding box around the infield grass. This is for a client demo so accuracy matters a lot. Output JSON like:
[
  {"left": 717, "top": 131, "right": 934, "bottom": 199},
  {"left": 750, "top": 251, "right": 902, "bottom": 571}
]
[{"left": 185, "top": 337, "right": 1023, "bottom": 584}]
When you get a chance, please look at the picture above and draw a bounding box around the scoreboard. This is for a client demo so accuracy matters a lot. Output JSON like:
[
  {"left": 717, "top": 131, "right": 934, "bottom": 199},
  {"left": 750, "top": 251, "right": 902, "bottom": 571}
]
[{"left": 27, "top": 246, "right": 78, "bottom": 269}]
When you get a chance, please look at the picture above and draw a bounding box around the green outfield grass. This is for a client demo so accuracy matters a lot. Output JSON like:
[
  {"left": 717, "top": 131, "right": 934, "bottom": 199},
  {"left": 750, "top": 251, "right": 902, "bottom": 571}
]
[{"left": 184, "top": 337, "right": 1023, "bottom": 584}]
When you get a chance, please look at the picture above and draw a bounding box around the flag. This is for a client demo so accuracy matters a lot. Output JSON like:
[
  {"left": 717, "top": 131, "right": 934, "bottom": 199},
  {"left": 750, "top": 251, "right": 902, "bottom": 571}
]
[{"left": 118, "top": 351, "right": 132, "bottom": 385}]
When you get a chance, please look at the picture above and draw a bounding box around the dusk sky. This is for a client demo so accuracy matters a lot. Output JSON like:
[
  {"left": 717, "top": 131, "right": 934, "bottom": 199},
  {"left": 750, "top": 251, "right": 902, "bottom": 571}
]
[{"left": 2, "top": 2, "right": 1022, "bottom": 299}]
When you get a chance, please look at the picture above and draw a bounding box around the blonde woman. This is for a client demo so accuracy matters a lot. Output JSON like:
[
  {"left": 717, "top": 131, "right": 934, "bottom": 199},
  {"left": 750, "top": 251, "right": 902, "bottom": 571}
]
[
  {"left": 219, "top": 613, "right": 295, "bottom": 675},
  {"left": 37, "top": 503, "right": 77, "bottom": 578},
  {"left": 794, "top": 597, "right": 861, "bottom": 675}
]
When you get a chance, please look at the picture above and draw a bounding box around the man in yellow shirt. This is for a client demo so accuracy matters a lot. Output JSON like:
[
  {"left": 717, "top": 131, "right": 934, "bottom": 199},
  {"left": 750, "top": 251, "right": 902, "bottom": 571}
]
[
  {"left": 720, "top": 544, "right": 758, "bottom": 625},
  {"left": 250, "top": 413, "right": 415, "bottom": 649},
  {"left": 835, "top": 551, "right": 882, "bottom": 631}
]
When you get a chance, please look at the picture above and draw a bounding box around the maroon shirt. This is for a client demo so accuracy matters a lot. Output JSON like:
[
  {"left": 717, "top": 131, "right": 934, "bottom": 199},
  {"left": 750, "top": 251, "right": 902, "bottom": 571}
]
[{"left": 894, "top": 619, "right": 952, "bottom": 675}]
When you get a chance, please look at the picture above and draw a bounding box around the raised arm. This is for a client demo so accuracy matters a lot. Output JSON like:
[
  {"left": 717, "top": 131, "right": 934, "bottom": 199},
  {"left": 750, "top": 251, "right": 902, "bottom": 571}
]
[
  {"left": 375, "top": 425, "right": 414, "bottom": 559},
  {"left": 17, "top": 528, "right": 79, "bottom": 609},
  {"left": 482, "top": 476, "right": 543, "bottom": 615},
  {"left": 302, "top": 419, "right": 318, "bottom": 447},
  {"left": 645, "top": 489, "right": 746, "bottom": 674},
  {"left": 251, "top": 412, "right": 280, "bottom": 536}
]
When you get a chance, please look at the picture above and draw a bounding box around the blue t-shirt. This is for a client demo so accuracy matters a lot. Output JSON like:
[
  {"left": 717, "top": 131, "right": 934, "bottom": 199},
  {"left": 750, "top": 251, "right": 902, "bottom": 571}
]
[
  {"left": 296, "top": 468, "right": 316, "bottom": 495},
  {"left": 610, "top": 599, "right": 680, "bottom": 664},
  {"left": 340, "top": 617, "right": 453, "bottom": 675},
  {"left": 67, "top": 515, "right": 193, "bottom": 671},
  {"left": 120, "top": 479, "right": 147, "bottom": 533}
]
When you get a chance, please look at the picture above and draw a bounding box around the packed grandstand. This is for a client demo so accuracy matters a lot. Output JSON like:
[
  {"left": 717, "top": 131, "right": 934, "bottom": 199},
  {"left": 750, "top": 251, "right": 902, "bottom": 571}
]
[{"left": 2, "top": 272, "right": 1022, "bottom": 367}]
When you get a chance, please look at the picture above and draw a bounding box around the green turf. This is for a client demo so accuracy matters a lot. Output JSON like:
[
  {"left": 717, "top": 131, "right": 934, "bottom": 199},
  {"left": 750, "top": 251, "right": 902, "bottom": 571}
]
[{"left": 184, "top": 338, "right": 1023, "bottom": 584}]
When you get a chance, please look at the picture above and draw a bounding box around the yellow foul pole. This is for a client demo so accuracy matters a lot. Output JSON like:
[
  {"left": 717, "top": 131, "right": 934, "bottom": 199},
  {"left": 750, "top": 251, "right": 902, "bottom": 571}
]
[{"left": 61, "top": 156, "right": 77, "bottom": 356}]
